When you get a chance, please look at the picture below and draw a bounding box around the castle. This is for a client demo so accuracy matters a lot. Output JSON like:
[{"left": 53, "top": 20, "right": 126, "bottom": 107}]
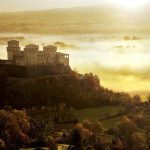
[
  {"left": 0, "top": 40, "right": 70, "bottom": 78},
  {"left": 7, "top": 40, "right": 69, "bottom": 66}
]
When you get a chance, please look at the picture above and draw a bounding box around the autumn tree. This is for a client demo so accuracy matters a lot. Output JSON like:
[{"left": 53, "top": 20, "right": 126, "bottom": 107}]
[
  {"left": 116, "top": 116, "right": 138, "bottom": 149},
  {"left": 133, "top": 95, "right": 142, "bottom": 105},
  {"left": 131, "top": 132, "right": 147, "bottom": 150},
  {"left": 145, "top": 125, "right": 150, "bottom": 149},
  {"left": 147, "top": 94, "right": 150, "bottom": 104},
  {"left": 0, "top": 109, "right": 30, "bottom": 149}
]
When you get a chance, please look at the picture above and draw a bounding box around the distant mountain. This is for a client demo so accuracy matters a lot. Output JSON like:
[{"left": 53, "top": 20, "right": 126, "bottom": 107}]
[{"left": 0, "top": 4, "right": 150, "bottom": 34}]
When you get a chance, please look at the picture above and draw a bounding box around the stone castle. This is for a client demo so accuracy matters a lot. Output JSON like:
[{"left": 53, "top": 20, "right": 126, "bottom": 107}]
[
  {"left": 7, "top": 40, "right": 69, "bottom": 66},
  {"left": 0, "top": 40, "right": 70, "bottom": 78}
]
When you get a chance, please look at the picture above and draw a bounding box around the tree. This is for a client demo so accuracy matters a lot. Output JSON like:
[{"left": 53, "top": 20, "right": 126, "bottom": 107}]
[
  {"left": 47, "top": 136, "right": 57, "bottom": 150},
  {"left": 131, "top": 132, "right": 147, "bottom": 150},
  {"left": 145, "top": 125, "right": 150, "bottom": 149},
  {"left": 110, "top": 137, "right": 124, "bottom": 150},
  {"left": 116, "top": 116, "right": 138, "bottom": 149},
  {"left": 0, "top": 139, "right": 6, "bottom": 150},
  {"left": 0, "top": 109, "right": 30, "bottom": 149},
  {"left": 82, "top": 120, "right": 104, "bottom": 134},
  {"left": 133, "top": 95, "right": 142, "bottom": 105},
  {"left": 147, "top": 94, "right": 150, "bottom": 104},
  {"left": 71, "top": 124, "right": 83, "bottom": 150}
]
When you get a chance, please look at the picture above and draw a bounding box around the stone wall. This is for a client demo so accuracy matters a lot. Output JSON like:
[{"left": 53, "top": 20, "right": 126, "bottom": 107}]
[
  {"left": 0, "top": 64, "right": 28, "bottom": 78},
  {"left": 7, "top": 40, "right": 69, "bottom": 66},
  {"left": 0, "top": 63, "right": 71, "bottom": 78}
]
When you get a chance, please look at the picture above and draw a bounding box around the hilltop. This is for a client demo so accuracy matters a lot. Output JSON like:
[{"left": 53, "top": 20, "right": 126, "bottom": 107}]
[{"left": 0, "top": 5, "right": 150, "bottom": 34}]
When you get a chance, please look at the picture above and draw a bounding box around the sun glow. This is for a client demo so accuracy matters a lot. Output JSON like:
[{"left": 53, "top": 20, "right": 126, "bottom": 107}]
[{"left": 116, "top": 0, "right": 148, "bottom": 9}]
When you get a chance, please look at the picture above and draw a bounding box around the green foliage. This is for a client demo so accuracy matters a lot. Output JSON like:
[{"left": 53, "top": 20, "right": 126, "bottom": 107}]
[{"left": 74, "top": 106, "right": 124, "bottom": 121}]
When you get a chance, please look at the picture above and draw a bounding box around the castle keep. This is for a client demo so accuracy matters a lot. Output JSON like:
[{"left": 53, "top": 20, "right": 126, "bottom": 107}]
[
  {"left": 0, "top": 40, "right": 70, "bottom": 78},
  {"left": 7, "top": 40, "right": 69, "bottom": 66}
]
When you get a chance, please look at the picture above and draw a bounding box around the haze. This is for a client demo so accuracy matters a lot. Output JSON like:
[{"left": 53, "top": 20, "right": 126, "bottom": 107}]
[
  {"left": 0, "top": 0, "right": 106, "bottom": 12},
  {"left": 0, "top": 0, "right": 150, "bottom": 99},
  {"left": 1, "top": 0, "right": 150, "bottom": 12}
]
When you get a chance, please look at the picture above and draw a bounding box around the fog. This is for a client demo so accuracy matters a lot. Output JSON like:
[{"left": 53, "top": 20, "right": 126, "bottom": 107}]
[{"left": 0, "top": 33, "right": 150, "bottom": 98}]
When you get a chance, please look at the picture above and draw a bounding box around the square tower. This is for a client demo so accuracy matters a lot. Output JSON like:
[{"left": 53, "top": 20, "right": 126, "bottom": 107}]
[{"left": 7, "top": 40, "right": 20, "bottom": 61}]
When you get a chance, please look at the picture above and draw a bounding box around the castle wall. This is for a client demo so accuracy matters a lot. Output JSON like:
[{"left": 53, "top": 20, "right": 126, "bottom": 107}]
[
  {"left": 57, "top": 53, "right": 69, "bottom": 66},
  {"left": 7, "top": 45, "right": 20, "bottom": 61},
  {"left": 24, "top": 44, "right": 39, "bottom": 65},
  {"left": 15, "top": 58, "right": 25, "bottom": 65},
  {"left": 43, "top": 45, "right": 57, "bottom": 65},
  {"left": 6, "top": 40, "right": 70, "bottom": 68},
  {"left": 24, "top": 51, "right": 38, "bottom": 65},
  {"left": 0, "top": 63, "right": 71, "bottom": 78},
  {"left": 37, "top": 53, "right": 47, "bottom": 65},
  {"left": 27, "top": 65, "right": 55, "bottom": 78},
  {"left": 2, "top": 40, "right": 71, "bottom": 78},
  {"left": 0, "top": 64, "right": 28, "bottom": 78},
  {"left": 46, "top": 53, "right": 56, "bottom": 65},
  {"left": 14, "top": 52, "right": 25, "bottom": 65}
]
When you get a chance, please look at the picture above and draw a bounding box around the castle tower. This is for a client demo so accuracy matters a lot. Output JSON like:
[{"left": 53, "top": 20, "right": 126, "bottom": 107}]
[
  {"left": 43, "top": 45, "right": 57, "bottom": 65},
  {"left": 7, "top": 40, "right": 20, "bottom": 61},
  {"left": 43, "top": 45, "right": 57, "bottom": 52},
  {"left": 56, "top": 52, "right": 69, "bottom": 66},
  {"left": 24, "top": 44, "right": 39, "bottom": 65}
]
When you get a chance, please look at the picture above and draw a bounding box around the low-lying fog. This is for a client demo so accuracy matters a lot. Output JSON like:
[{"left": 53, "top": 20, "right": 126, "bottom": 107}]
[{"left": 0, "top": 33, "right": 150, "bottom": 99}]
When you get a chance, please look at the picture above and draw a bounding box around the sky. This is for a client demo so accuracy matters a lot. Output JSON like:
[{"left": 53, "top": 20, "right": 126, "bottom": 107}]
[
  {"left": 0, "top": 0, "right": 106, "bottom": 12},
  {"left": 0, "top": 0, "right": 150, "bottom": 99},
  {"left": 0, "top": 0, "right": 149, "bottom": 12}
]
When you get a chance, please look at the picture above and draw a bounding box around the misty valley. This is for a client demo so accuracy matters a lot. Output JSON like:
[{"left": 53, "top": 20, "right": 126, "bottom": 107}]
[
  {"left": 0, "top": 33, "right": 150, "bottom": 150},
  {"left": 0, "top": 33, "right": 150, "bottom": 97},
  {"left": 1, "top": 2, "right": 150, "bottom": 150}
]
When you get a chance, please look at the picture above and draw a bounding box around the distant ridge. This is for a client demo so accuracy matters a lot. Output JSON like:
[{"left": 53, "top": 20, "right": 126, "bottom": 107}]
[{"left": 0, "top": 4, "right": 150, "bottom": 34}]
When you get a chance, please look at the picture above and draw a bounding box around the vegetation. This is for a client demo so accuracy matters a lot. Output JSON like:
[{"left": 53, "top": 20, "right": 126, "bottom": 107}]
[
  {"left": 0, "top": 100, "right": 150, "bottom": 149},
  {"left": 0, "top": 68, "right": 150, "bottom": 149},
  {"left": 0, "top": 70, "right": 134, "bottom": 109},
  {"left": 74, "top": 106, "right": 124, "bottom": 122},
  {"left": 0, "top": 109, "right": 30, "bottom": 149}
]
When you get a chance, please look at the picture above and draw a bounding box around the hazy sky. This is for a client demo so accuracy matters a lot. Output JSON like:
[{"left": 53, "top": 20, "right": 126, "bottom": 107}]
[
  {"left": 0, "top": 0, "right": 150, "bottom": 99},
  {"left": 0, "top": 0, "right": 149, "bottom": 12},
  {"left": 0, "top": 0, "right": 107, "bottom": 12}
]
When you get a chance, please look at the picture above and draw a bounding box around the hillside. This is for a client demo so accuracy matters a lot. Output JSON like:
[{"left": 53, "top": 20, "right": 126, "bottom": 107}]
[
  {"left": 0, "top": 5, "right": 150, "bottom": 34},
  {"left": 0, "top": 69, "right": 133, "bottom": 109}
]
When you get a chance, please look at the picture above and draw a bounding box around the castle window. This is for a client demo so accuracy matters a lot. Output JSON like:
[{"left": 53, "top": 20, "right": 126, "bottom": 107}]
[{"left": 65, "top": 55, "right": 69, "bottom": 58}]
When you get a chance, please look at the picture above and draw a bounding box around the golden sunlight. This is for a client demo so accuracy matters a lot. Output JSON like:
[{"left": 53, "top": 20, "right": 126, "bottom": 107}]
[{"left": 116, "top": 0, "right": 148, "bottom": 9}]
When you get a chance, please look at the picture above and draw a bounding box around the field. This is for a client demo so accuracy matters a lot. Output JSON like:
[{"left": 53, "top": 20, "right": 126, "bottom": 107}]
[
  {"left": 74, "top": 106, "right": 125, "bottom": 128},
  {"left": 23, "top": 106, "right": 146, "bottom": 149},
  {"left": 54, "top": 106, "right": 125, "bottom": 131},
  {"left": 74, "top": 106, "right": 145, "bottom": 140}
]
